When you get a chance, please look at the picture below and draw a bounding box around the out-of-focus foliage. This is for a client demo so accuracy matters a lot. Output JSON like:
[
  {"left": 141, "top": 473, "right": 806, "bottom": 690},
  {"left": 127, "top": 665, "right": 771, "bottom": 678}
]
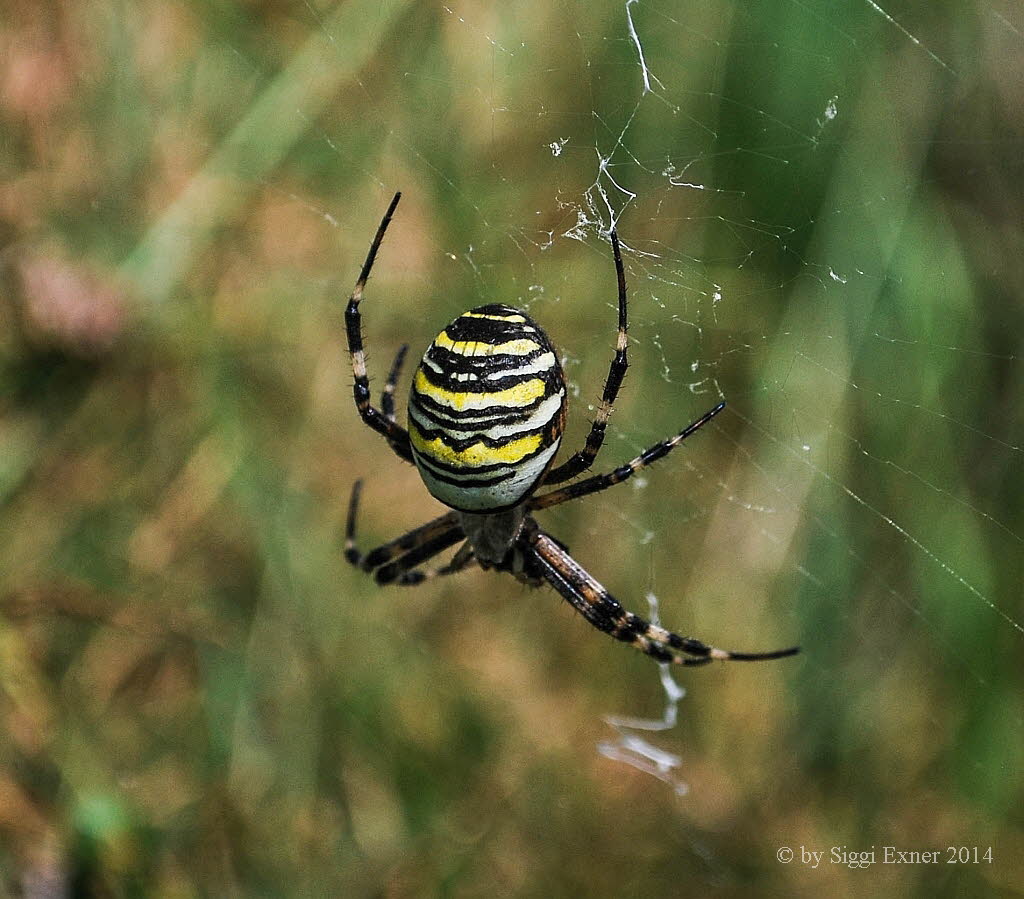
[{"left": 1, "top": 1, "right": 1022, "bottom": 896}]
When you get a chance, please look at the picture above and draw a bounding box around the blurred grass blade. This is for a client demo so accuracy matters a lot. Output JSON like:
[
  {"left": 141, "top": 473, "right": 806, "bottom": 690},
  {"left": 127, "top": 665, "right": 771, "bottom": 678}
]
[{"left": 120, "top": 0, "right": 412, "bottom": 303}]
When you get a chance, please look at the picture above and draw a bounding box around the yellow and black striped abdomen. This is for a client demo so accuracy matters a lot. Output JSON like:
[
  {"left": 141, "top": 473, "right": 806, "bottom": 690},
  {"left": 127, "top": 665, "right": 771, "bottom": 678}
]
[{"left": 408, "top": 304, "right": 566, "bottom": 512}]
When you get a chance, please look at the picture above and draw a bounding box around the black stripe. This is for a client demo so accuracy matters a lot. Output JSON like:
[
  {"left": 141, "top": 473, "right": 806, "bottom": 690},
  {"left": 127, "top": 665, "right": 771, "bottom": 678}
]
[
  {"left": 422, "top": 345, "right": 551, "bottom": 377},
  {"left": 409, "top": 402, "right": 552, "bottom": 432},
  {"left": 414, "top": 454, "right": 517, "bottom": 486},
  {"left": 409, "top": 420, "right": 554, "bottom": 452},
  {"left": 415, "top": 359, "right": 555, "bottom": 394},
  {"left": 444, "top": 316, "right": 534, "bottom": 345},
  {"left": 411, "top": 434, "right": 555, "bottom": 476},
  {"left": 409, "top": 380, "right": 560, "bottom": 421},
  {"left": 469, "top": 303, "right": 522, "bottom": 316}
]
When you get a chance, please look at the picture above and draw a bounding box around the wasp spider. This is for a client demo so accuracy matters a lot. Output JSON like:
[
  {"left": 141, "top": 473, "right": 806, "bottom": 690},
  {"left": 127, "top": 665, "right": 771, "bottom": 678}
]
[{"left": 344, "top": 193, "right": 798, "bottom": 668}]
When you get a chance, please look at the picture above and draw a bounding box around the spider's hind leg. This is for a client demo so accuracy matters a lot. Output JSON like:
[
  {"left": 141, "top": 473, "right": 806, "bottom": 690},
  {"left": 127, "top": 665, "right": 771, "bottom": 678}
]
[
  {"left": 523, "top": 523, "right": 798, "bottom": 666},
  {"left": 383, "top": 540, "right": 477, "bottom": 586},
  {"left": 345, "top": 480, "right": 467, "bottom": 585}
]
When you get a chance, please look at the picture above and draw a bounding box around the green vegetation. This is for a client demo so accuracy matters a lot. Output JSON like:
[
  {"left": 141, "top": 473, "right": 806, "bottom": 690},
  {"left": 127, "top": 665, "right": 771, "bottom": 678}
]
[{"left": 1, "top": 1, "right": 1021, "bottom": 895}]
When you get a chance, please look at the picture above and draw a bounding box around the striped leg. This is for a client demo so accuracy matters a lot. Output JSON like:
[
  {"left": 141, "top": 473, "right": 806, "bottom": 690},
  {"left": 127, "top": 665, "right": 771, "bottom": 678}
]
[
  {"left": 543, "top": 230, "right": 629, "bottom": 485},
  {"left": 372, "top": 531, "right": 468, "bottom": 585},
  {"left": 381, "top": 343, "right": 409, "bottom": 422},
  {"left": 393, "top": 542, "right": 477, "bottom": 586},
  {"left": 345, "top": 480, "right": 464, "bottom": 585},
  {"left": 525, "top": 526, "right": 799, "bottom": 665},
  {"left": 345, "top": 192, "right": 414, "bottom": 463},
  {"left": 530, "top": 402, "right": 726, "bottom": 512}
]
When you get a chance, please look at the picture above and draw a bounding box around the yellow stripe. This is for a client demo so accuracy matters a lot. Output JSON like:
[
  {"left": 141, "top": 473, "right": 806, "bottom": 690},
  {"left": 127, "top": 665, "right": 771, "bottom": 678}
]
[
  {"left": 460, "top": 311, "right": 528, "bottom": 323},
  {"left": 434, "top": 331, "right": 540, "bottom": 357},
  {"left": 410, "top": 422, "right": 542, "bottom": 468},
  {"left": 413, "top": 370, "right": 546, "bottom": 410}
]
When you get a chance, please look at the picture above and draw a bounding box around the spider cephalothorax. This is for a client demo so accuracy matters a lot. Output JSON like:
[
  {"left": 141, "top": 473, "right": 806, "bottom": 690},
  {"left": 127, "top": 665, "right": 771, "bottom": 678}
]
[{"left": 343, "top": 192, "right": 798, "bottom": 668}]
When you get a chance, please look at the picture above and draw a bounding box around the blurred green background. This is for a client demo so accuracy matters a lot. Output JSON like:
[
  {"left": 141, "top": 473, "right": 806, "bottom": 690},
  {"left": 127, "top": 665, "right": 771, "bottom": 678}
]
[{"left": 1, "top": 0, "right": 1022, "bottom": 896}]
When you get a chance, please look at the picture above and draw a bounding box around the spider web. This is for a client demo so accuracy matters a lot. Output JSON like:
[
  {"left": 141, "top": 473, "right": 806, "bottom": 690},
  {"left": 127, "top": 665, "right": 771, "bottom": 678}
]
[
  {"left": 311, "top": 0, "right": 1023, "bottom": 757},
  {"left": 278, "top": 0, "right": 1024, "bottom": 787},
  {"left": 8, "top": 0, "right": 1024, "bottom": 895},
  {"left": 129, "top": 0, "right": 1022, "bottom": 887}
]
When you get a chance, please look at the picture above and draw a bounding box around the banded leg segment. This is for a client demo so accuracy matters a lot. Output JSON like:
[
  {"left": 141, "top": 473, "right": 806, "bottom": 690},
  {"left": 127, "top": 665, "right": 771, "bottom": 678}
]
[
  {"left": 345, "top": 480, "right": 464, "bottom": 585},
  {"left": 345, "top": 192, "right": 413, "bottom": 463},
  {"left": 391, "top": 542, "right": 477, "bottom": 586},
  {"left": 381, "top": 343, "right": 409, "bottom": 422},
  {"left": 525, "top": 526, "right": 798, "bottom": 665},
  {"left": 530, "top": 402, "right": 726, "bottom": 512},
  {"left": 372, "top": 530, "right": 467, "bottom": 585},
  {"left": 544, "top": 230, "right": 629, "bottom": 485}
]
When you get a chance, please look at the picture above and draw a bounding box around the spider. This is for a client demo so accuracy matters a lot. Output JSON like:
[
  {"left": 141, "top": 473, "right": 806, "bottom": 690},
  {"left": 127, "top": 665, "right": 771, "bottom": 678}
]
[{"left": 344, "top": 193, "right": 798, "bottom": 668}]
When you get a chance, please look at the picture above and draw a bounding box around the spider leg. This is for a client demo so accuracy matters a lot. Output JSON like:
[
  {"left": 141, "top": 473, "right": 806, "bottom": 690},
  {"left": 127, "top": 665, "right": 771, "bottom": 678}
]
[
  {"left": 345, "top": 192, "right": 414, "bottom": 463},
  {"left": 543, "top": 230, "right": 628, "bottom": 485},
  {"left": 381, "top": 343, "right": 410, "bottom": 422},
  {"left": 529, "top": 402, "right": 725, "bottom": 511},
  {"left": 522, "top": 522, "right": 798, "bottom": 665},
  {"left": 345, "top": 480, "right": 464, "bottom": 584},
  {"left": 372, "top": 531, "right": 470, "bottom": 585},
  {"left": 392, "top": 542, "right": 477, "bottom": 586}
]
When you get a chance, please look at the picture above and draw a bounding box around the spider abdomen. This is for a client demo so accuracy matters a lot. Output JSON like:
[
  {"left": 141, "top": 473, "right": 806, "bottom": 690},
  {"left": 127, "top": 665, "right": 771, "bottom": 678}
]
[{"left": 408, "top": 304, "right": 566, "bottom": 512}]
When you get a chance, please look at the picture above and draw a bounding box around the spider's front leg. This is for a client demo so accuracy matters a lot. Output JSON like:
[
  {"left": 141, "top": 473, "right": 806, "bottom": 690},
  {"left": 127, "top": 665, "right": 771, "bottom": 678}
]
[
  {"left": 344, "top": 192, "right": 414, "bottom": 463},
  {"left": 543, "top": 230, "right": 630, "bottom": 486},
  {"left": 381, "top": 343, "right": 409, "bottom": 423},
  {"left": 522, "top": 521, "right": 798, "bottom": 666}
]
